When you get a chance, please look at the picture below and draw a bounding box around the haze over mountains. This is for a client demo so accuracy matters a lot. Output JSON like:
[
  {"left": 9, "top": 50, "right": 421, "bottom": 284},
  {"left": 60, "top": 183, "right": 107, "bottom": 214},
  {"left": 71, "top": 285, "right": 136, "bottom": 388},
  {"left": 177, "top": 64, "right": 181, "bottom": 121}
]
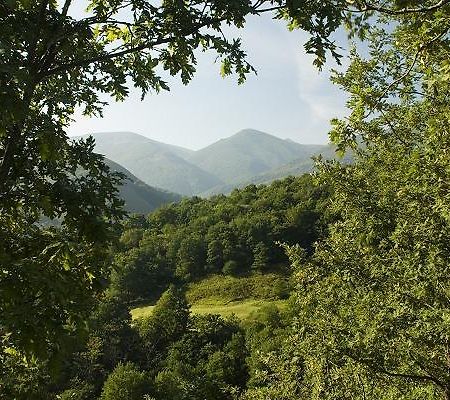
[
  {"left": 87, "top": 129, "right": 339, "bottom": 197},
  {"left": 104, "top": 159, "right": 182, "bottom": 214}
]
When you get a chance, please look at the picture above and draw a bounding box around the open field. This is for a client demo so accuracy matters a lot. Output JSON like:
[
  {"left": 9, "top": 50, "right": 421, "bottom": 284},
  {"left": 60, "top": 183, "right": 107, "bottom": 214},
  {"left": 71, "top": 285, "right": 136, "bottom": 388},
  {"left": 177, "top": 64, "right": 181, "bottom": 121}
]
[
  {"left": 131, "top": 272, "right": 290, "bottom": 320},
  {"left": 131, "top": 298, "right": 288, "bottom": 321}
]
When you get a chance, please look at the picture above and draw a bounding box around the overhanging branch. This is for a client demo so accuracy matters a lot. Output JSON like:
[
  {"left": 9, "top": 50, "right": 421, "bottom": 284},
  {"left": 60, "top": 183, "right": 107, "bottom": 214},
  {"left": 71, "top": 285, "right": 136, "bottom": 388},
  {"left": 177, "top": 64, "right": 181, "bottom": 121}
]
[{"left": 358, "top": 0, "right": 450, "bottom": 15}]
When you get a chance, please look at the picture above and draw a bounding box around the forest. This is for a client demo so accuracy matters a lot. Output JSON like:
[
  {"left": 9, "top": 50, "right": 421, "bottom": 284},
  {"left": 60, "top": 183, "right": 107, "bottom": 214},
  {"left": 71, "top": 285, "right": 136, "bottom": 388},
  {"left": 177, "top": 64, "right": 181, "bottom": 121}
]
[
  {"left": 1, "top": 0, "right": 450, "bottom": 399},
  {"left": 1, "top": 175, "right": 327, "bottom": 399}
]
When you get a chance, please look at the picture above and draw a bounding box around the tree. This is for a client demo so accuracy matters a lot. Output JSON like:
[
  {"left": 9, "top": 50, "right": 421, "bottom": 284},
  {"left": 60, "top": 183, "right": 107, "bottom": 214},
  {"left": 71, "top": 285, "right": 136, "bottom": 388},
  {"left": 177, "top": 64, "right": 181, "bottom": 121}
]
[
  {"left": 100, "top": 362, "right": 151, "bottom": 400},
  {"left": 284, "top": 5, "right": 450, "bottom": 399},
  {"left": 156, "top": 314, "right": 247, "bottom": 400},
  {"left": 251, "top": 242, "right": 269, "bottom": 273},
  {"left": 175, "top": 234, "right": 206, "bottom": 280},
  {"left": 206, "top": 239, "right": 223, "bottom": 273},
  {"left": 222, "top": 260, "right": 239, "bottom": 276},
  {"left": 136, "top": 285, "right": 190, "bottom": 369}
]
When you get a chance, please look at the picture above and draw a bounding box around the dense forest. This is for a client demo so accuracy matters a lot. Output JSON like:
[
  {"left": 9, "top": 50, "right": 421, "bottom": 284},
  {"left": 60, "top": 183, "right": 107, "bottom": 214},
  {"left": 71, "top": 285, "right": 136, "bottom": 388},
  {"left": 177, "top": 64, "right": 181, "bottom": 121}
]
[
  {"left": 111, "top": 174, "right": 328, "bottom": 303},
  {"left": 2, "top": 1, "right": 450, "bottom": 399},
  {"left": 1, "top": 174, "right": 328, "bottom": 399}
]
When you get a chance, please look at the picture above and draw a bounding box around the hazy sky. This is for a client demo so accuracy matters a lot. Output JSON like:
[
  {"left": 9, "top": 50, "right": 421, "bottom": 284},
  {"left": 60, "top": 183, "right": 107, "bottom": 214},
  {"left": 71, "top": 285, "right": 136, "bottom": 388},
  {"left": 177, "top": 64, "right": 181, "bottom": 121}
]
[{"left": 67, "top": 11, "right": 349, "bottom": 150}]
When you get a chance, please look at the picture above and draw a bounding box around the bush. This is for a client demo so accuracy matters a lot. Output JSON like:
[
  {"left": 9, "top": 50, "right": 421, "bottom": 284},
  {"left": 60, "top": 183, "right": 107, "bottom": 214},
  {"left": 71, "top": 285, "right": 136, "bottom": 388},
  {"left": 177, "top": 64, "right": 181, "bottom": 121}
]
[
  {"left": 222, "top": 260, "right": 239, "bottom": 276},
  {"left": 58, "top": 384, "right": 95, "bottom": 400}
]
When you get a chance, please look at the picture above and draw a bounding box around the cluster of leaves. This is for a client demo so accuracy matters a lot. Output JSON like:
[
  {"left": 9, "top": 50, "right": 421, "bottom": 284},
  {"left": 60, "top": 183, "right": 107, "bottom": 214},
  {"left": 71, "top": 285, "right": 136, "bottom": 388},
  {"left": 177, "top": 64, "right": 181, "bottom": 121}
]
[{"left": 109, "top": 174, "right": 329, "bottom": 304}]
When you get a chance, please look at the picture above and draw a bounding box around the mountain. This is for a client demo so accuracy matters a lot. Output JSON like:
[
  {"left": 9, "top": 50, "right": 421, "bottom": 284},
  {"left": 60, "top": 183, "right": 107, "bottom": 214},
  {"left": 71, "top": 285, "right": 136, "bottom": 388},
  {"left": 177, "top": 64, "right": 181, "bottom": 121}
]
[
  {"left": 186, "top": 129, "right": 326, "bottom": 183},
  {"left": 84, "top": 130, "right": 335, "bottom": 197},
  {"left": 88, "top": 132, "right": 223, "bottom": 195},
  {"left": 92, "top": 131, "right": 194, "bottom": 160},
  {"left": 200, "top": 144, "right": 352, "bottom": 196},
  {"left": 105, "top": 159, "right": 182, "bottom": 214}
]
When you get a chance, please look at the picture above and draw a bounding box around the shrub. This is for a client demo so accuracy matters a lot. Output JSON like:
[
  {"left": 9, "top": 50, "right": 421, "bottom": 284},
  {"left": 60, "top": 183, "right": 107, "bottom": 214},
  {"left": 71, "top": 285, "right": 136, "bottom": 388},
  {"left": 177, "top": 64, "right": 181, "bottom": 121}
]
[{"left": 222, "top": 260, "right": 239, "bottom": 276}]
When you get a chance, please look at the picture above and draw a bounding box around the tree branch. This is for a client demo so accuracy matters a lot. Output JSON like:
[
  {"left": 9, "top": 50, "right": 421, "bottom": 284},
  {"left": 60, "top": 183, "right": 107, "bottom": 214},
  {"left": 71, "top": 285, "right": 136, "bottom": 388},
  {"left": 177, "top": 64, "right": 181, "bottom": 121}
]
[
  {"left": 375, "top": 365, "right": 445, "bottom": 389},
  {"left": 43, "top": 16, "right": 225, "bottom": 77},
  {"left": 61, "top": 0, "right": 72, "bottom": 17},
  {"left": 345, "top": 351, "right": 446, "bottom": 390},
  {"left": 365, "top": 25, "right": 450, "bottom": 118},
  {"left": 359, "top": 0, "right": 450, "bottom": 15}
]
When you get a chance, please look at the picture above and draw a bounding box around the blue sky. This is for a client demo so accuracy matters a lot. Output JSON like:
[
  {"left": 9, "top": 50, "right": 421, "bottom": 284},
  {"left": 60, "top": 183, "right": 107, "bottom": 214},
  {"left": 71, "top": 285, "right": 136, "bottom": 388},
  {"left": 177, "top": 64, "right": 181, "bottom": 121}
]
[{"left": 67, "top": 11, "right": 349, "bottom": 150}]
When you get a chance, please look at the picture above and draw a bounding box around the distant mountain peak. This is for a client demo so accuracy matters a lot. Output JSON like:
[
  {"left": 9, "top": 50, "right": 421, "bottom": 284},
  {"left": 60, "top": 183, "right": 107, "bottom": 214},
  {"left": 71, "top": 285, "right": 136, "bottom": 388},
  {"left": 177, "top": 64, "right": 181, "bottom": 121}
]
[
  {"left": 233, "top": 128, "right": 274, "bottom": 138},
  {"left": 85, "top": 129, "right": 330, "bottom": 196}
]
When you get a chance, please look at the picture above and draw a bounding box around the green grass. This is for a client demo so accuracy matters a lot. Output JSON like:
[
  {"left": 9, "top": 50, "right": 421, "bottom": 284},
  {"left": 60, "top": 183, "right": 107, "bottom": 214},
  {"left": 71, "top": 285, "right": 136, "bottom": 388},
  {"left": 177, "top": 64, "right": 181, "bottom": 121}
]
[
  {"left": 186, "top": 272, "right": 290, "bottom": 303},
  {"left": 130, "top": 272, "right": 291, "bottom": 321},
  {"left": 131, "top": 298, "right": 287, "bottom": 321},
  {"left": 131, "top": 304, "right": 156, "bottom": 320}
]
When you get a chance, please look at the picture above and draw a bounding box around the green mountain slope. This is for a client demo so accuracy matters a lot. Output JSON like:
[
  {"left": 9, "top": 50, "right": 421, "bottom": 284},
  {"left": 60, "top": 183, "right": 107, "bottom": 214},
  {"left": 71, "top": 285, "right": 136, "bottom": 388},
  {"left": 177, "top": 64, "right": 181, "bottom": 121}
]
[
  {"left": 105, "top": 159, "right": 182, "bottom": 214},
  {"left": 92, "top": 131, "right": 194, "bottom": 159},
  {"left": 89, "top": 132, "right": 223, "bottom": 195},
  {"left": 86, "top": 130, "right": 336, "bottom": 196},
  {"left": 186, "top": 129, "right": 327, "bottom": 184},
  {"left": 200, "top": 144, "right": 352, "bottom": 196}
]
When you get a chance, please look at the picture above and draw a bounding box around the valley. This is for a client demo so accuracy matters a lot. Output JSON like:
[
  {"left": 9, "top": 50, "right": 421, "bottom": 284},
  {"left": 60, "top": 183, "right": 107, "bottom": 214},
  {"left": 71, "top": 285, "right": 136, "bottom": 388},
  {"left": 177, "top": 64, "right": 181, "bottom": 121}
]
[{"left": 4, "top": 2, "right": 449, "bottom": 399}]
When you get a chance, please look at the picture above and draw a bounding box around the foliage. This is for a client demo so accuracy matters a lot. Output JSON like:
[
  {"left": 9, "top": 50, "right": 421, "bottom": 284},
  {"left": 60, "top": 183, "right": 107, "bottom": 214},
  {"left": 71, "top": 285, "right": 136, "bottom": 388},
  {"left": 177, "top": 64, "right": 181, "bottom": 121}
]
[
  {"left": 56, "top": 297, "right": 143, "bottom": 398},
  {"left": 58, "top": 383, "right": 95, "bottom": 400},
  {"left": 112, "top": 174, "right": 328, "bottom": 303},
  {"left": 100, "top": 362, "right": 151, "bottom": 400},
  {"left": 283, "top": 3, "right": 450, "bottom": 399},
  {"left": 240, "top": 303, "right": 301, "bottom": 400},
  {"left": 136, "top": 285, "right": 190, "bottom": 370},
  {"left": 155, "top": 314, "right": 248, "bottom": 400},
  {"left": 0, "top": 346, "right": 52, "bottom": 400}
]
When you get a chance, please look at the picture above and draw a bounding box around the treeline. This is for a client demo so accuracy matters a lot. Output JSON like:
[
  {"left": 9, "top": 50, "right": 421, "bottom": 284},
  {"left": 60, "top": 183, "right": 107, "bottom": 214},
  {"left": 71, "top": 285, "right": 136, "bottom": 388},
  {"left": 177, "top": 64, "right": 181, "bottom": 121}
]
[{"left": 109, "top": 174, "right": 329, "bottom": 304}]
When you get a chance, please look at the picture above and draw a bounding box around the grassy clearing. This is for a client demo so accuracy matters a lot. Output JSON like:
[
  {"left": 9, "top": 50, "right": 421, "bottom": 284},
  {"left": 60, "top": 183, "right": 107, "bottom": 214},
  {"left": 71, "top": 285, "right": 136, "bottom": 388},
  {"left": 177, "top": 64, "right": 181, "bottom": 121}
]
[
  {"left": 131, "top": 272, "right": 291, "bottom": 321},
  {"left": 131, "top": 304, "right": 156, "bottom": 320},
  {"left": 131, "top": 298, "right": 287, "bottom": 321},
  {"left": 186, "top": 273, "right": 290, "bottom": 303}
]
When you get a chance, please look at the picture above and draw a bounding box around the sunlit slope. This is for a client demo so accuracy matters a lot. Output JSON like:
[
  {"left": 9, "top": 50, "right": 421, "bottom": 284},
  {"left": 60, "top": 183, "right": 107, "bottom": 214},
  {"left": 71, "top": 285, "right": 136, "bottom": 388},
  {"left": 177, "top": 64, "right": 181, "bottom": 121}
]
[{"left": 131, "top": 273, "right": 290, "bottom": 321}]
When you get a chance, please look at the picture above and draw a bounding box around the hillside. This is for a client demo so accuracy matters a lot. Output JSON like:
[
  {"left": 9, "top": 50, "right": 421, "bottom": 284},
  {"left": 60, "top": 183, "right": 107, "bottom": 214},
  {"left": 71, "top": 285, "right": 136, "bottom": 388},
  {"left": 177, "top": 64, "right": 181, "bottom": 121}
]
[
  {"left": 186, "top": 129, "right": 326, "bottom": 183},
  {"left": 107, "top": 174, "right": 327, "bottom": 305},
  {"left": 105, "top": 159, "right": 182, "bottom": 214},
  {"left": 84, "top": 130, "right": 331, "bottom": 196},
  {"left": 131, "top": 273, "right": 289, "bottom": 321},
  {"left": 200, "top": 144, "right": 352, "bottom": 196},
  {"left": 88, "top": 132, "right": 223, "bottom": 195}
]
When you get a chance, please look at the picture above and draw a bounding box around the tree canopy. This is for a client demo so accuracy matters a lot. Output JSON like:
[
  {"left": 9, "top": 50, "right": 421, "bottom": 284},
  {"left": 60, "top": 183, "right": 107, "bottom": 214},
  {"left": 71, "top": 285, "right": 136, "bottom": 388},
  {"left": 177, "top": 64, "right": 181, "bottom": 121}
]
[{"left": 274, "top": 3, "right": 450, "bottom": 400}]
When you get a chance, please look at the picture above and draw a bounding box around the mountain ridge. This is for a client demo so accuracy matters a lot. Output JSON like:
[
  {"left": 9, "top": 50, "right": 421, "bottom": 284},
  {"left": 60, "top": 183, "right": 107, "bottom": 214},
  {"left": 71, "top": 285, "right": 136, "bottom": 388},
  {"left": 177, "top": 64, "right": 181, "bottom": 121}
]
[
  {"left": 186, "top": 129, "right": 326, "bottom": 183},
  {"left": 82, "top": 129, "right": 333, "bottom": 196},
  {"left": 104, "top": 158, "right": 182, "bottom": 214}
]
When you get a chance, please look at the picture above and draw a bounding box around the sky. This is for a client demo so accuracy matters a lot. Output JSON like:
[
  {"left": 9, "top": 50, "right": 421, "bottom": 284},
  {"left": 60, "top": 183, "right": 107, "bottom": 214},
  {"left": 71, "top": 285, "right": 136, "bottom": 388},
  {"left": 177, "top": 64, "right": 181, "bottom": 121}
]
[{"left": 67, "top": 10, "right": 350, "bottom": 150}]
